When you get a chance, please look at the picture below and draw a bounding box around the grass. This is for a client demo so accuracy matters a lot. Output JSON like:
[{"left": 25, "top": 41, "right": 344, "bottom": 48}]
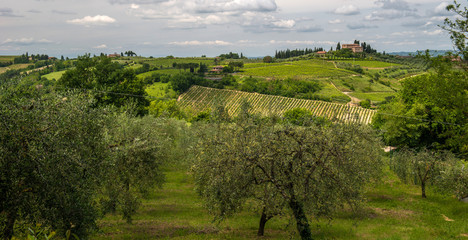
[
  {"left": 0, "top": 55, "right": 17, "bottom": 63},
  {"left": 334, "top": 60, "right": 401, "bottom": 68},
  {"left": 239, "top": 60, "right": 354, "bottom": 79},
  {"left": 93, "top": 165, "right": 468, "bottom": 239},
  {"left": 145, "top": 82, "right": 177, "bottom": 99},
  {"left": 42, "top": 70, "right": 66, "bottom": 80},
  {"left": 0, "top": 64, "right": 33, "bottom": 74},
  {"left": 349, "top": 92, "right": 397, "bottom": 103}
]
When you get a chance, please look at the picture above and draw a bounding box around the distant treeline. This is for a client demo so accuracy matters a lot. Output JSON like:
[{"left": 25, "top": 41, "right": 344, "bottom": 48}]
[
  {"left": 13, "top": 53, "right": 50, "bottom": 64},
  {"left": 274, "top": 48, "right": 324, "bottom": 59}
]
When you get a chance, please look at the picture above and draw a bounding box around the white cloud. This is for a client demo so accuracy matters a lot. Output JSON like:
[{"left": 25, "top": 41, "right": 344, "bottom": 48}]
[
  {"left": 194, "top": 0, "right": 278, "bottom": 13},
  {"left": 2, "top": 38, "right": 53, "bottom": 45},
  {"left": 169, "top": 40, "right": 232, "bottom": 46},
  {"left": 423, "top": 29, "right": 443, "bottom": 36},
  {"left": 375, "top": 0, "right": 412, "bottom": 11},
  {"left": 130, "top": 4, "right": 140, "bottom": 9},
  {"left": 329, "top": 19, "right": 342, "bottom": 24},
  {"left": 271, "top": 19, "right": 295, "bottom": 28},
  {"left": 269, "top": 40, "right": 335, "bottom": 45},
  {"left": 365, "top": 9, "right": 417, "bottom": 21},
  {"left": 432, "top": 2, "right": 450, "bottom": 16},
  {"left": 67, "top": 15, "right": 117, "bottom": 26},
  {"left": 93, "top": 44, "right": 108, "bottom": 49},
  {"left": 334, "top": 5, "right": 360, "bottom": 15}
]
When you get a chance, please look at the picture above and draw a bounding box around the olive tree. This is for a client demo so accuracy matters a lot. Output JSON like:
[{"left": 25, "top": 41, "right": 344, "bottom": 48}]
[
  {"left": 442, "top": 0, "right": 468, "bottom": 59},
  {"left": 0, "top": 89, "right": 109, "bottom": 239},
  {"left": 391, "top": 148, "right": 456, "bottom": 198},
  {"left": 99, "top": 112, "right": 166, "bottom": 223},
  {"left": 192, "top": 119, "right": 382, "bottom": 240}
]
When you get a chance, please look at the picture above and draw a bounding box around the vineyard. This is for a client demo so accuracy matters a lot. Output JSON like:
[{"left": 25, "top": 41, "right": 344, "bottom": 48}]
[{"left": 178, "top": 86, "right": 376, "bottom": 124}]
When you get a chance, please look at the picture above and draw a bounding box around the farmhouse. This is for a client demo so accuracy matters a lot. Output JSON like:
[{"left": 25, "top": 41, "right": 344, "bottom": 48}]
[
  {"left": 342, "top": 44, "right": 364, "bottom": 53},
  {"left": 317, "top": 51, "right": 327, "bottom": 56},
  {"left": 210, "top": 66, "right": 224, "bottom": 73},
  {"left": 108, "top": 53, "right": 120, "bottom": 58}
]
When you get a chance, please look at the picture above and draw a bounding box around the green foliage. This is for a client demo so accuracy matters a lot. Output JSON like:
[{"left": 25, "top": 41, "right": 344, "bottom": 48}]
[
  {"left": 192, "top": 118, "right": 382, "bottom": 239},
  {"left": 148, "top": 99, "right": 187, "bottom": 119},
  {"left": 169, "top": 72, "right": 207, "bottom": 93},
  {"left": 360, "top": 99, "right": 371, "bottom": 109},
  {"left": 58, "top": 54, "right": 149, "bottom": 114},
  {"left": 391, "top": 148, "right": 457, "bottom": 198},
  {"left": 0, "top": 88, "right": 109, "bottom": 239},
  {"left": 100, "top": 112, "right": 166, "bottom": 223},
  {"left": 263, "top": 56, "right": 273, "bottom": 63},
  {"left": 283, "top": 108, "right": 330, "bottom": 126},
  {"left": 442, "top": 0, "right": 468, "bottom": 59},
  {"left": 373, "top": 60, "right": 468, "bottom": 157},
  {"left": 437, "top": 160, "right": 468, "bottom": 200}
]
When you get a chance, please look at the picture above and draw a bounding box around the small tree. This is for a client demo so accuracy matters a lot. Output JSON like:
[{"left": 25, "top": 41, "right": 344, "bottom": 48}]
[
  {"left": 100, "top": 111, "right": 166, "bottom": 223},
  {"left": 263, "top": 56, "right": 273, "bottom": 63},
  {"left": 391, "top": 148, "right": 456, "bottom": 198}
]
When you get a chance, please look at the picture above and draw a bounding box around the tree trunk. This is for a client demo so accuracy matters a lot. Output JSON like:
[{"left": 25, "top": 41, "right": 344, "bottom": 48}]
[
  {"left": 421, "top": 181, "right": 427, "bottom": 198},
  {"left": 257, "top": 207, "right": 272, "bottom": 236},
  {"left": 288, "top": 199, "right": 313, "bottom": 240},
  {"left": 1, "top": 210, "right": 17, "bottom": 240}
]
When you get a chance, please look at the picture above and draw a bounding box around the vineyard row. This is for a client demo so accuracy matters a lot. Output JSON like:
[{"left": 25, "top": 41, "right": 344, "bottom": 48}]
[{"left": 178, "top": 86, "right": 376, "bottom": 124}]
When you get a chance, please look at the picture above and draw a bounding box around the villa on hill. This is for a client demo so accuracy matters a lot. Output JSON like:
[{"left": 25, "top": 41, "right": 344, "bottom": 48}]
[{"left": 342, "top": 44, "right": 364, "bottom": 53}]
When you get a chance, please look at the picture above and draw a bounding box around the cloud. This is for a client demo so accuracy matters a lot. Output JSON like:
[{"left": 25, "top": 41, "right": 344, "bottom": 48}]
[
  {"left": 93, "top": 44, "right": 108, "bottom": 49},
  {"left": 423, "top": 29, "right": 443, "bottom": 36},
  {"left": 2, "top": 38, "right": 54, "bottom": 45},
  {"left": 109, "top": 0, "right": 168, "bottom": 4},
  {"left": 52, "top": 10, "right": 77, "bottom": 15},
  {"left": 329, "top": 19, "right": 342, "bottom": 24},
  {"left": 297, "top": 26, "right": 324, "bottom": 32},
  {"left": 334, "top": 5, "right": 360, "bottom": 15},
  {"left": 28, "top": 9, "right": 42, "bottom": 14},
  {"left": 375, "top": 0, "right": 412, "bottom": 11},
  {"left": 427, "top": 2, "right": 451, "bottom": 17},
  {"left": 269, "top": 40, "right": 335, "bottom": 45},
  {"left": 365, "top": 9, "right": 417, "bottom": 21},
  {"left": 194, "top": 0, "right": 277, "bottom": 13},
  {"left": 0, "top": 8, "right": 23, "bottom": 17},
  {"left": 270, "top": 19, "right": 295, "bottom": 28},
  {"left": 347, "top": 23, "right": 378, "bottom": 30},
  {"left": 67, "top": 15, "right": 117, "bottom": 26},
  {"left": 169, "top": 40, "right": 232, "bottom": 46}
]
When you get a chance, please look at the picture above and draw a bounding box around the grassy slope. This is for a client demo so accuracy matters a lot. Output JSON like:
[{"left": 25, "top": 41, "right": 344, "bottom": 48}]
[
  {"left": 94, "top": 167, "right": 468, "bottom": 239},
  {"left": 334, "top": 60, "right": 401, "bottom": 68},
  {"left": 0, "top": 64, "right": 33, "bottom": 74},
  {"left": 240, "top": 60, "right": 353, "bottom": 79},
  {"left": 145, "top": 82, "right": 177, "bottom": 99},
  {"left": 0, "top": 56, "right": 17, "bottom": 62},
  {"left": 42, "top": 70, "right": 66, "bottom": 80}
]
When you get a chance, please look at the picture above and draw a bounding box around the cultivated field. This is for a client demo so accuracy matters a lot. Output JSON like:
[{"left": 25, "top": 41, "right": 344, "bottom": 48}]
[
  {"left": 334, "top": 60, "right": 401, "bottom": 68},
  {"left": 178, "top": 86, "right": 376, "bottom": 124},
  {"left": 43, "top": 70, "right": 66, "bottom": 80},
  {"left": 239, "top": 60, "right": 354, "bottom": 79}
]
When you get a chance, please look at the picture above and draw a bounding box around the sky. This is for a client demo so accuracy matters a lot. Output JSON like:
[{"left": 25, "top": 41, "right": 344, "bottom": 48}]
[{"left": 0, "top": 0, "right": 459, "bottom": 57}]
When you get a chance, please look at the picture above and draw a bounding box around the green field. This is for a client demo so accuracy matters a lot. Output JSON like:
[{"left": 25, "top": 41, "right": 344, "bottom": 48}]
[
  {"left": 93, "top": 166, "right": 468, "bottom": 239},
  {"left": 335, "top": 60, "right": 401, "bottom": 68},
  {"left": 239, "top": 60, "right": 354, "bottom": 79},
  {"left": 42, "top": 70, "right": 66, "bottom": 80},
  {"left": 139, "top": 57, "right": 214, "bottom": 69},
  {"left": 0, "top": 56, "right": 16, "bottom": 63},
  {"left": 0, "top": 63, "right": 33, "bottom": 74},
  {"left": 178, "top": 86, "right": 374, "bottom": 124},
  {"left": 145, "top": 82, "right": 177, "bottom": 99}
]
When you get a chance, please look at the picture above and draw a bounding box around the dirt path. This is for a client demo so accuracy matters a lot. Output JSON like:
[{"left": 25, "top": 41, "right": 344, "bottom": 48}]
[{"left": 329, "top": 81, "right": 361, "bottom": 105}]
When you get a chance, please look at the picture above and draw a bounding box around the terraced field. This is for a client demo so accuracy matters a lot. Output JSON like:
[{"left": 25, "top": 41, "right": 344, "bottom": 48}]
[{"left": 178, "top": 86, "right": 375, "bottom": 124}]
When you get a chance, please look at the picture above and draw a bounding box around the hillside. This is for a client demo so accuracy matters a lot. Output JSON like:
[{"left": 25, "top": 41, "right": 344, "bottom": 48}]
[{"left": 178, "top": 85, "right": 375, "bottom": 124}]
